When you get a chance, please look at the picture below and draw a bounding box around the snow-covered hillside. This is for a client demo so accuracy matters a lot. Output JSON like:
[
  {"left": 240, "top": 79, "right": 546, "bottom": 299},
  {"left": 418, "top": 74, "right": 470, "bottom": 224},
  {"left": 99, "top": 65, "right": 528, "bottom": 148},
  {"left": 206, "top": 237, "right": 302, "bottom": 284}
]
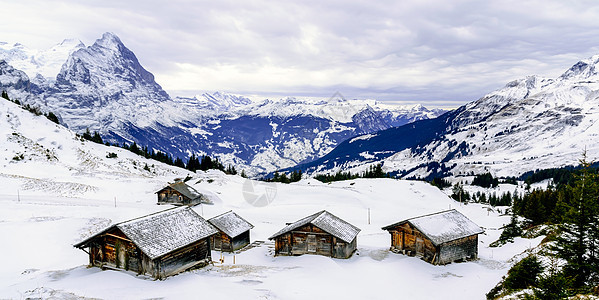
[
  {"left": 0, "top": 96, "right": 548, "bottom": 299},
  {"left": 299, "top": 54, "right": 599, "bottom": 179},
  {"left": 0, "top": 91, "right": 191, "bottom": 200}
]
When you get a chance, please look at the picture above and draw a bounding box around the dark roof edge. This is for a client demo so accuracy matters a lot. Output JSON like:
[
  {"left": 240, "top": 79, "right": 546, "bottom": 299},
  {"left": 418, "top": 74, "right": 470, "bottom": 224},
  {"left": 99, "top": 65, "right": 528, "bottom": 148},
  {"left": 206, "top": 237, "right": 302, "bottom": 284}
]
[
  {"left": 268, "top": 210, "right": 326, "bottom": 240},
  {"left": 381, "top": 209, "right": 457, "bottom": 230}
]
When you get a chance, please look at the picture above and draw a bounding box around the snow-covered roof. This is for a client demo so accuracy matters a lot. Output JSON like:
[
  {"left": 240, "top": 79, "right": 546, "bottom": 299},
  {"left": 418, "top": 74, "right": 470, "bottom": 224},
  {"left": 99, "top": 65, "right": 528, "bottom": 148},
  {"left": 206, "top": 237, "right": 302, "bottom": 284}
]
[
  {"left": 75, "top": 207, "right": 219, "bottom": 260},
  {"left": 268, "top": 210, "right": 361, "bottom": 243},
  {"left": 382, "top": 209, "right": 484, "bottom": 246},
  {"left": 157, "top": 181, "right": 202, "bottom": 201},
  {"left": 208, "top": 211, "right": 254, "bottom": 238}
]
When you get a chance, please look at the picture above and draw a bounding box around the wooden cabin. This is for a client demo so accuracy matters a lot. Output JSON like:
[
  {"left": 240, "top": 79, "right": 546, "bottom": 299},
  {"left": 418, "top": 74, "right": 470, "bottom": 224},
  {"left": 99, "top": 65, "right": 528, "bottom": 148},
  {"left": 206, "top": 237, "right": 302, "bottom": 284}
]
[
  {"left": 74, "top": 207, "right": 219, "bottom": 279},
  {"left": 269, "top": 210, "right": 361, "bottom": 259},
  {"left": 208, "top": 211, "right": 254, "bottom": 252},
  {"left": 382, "top": 209, "right": 484, "bottom": 265},
  {"left": 155, "top": 181, "right": 209, "bottom": 206}
]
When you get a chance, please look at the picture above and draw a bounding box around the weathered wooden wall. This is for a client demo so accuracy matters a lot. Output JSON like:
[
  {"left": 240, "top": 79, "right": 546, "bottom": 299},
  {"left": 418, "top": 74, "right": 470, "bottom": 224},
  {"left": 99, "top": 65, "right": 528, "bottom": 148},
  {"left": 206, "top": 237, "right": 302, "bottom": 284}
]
[
  {"left": 156, "top": 238, "right": 211, "bottom": 279},
  {"left": 386, "top": 222, "right": 479, "bottom": 265},
  {"left": 88, "top": 228, "right": 143, "bottom": 273},
  {"left": 438, "top": 235, "right": 478, "bottom": 265},
  {"left": 388, "top": 223, "right": 436, "bottom": 262},
  {"left": 211, "top": 232, "right": 231, "bottom": 251},
  {"left": 273, "top": 224, "right": 356, "bottom": 259},
  {"left": 157, "top": 187, "right": 186, "bottom": 204},
  {"left": 231, "top": 230, "right": 250, "bottom": 251},
  {"left": 84, "top": 228, "right": 212, "bottom": 279}
]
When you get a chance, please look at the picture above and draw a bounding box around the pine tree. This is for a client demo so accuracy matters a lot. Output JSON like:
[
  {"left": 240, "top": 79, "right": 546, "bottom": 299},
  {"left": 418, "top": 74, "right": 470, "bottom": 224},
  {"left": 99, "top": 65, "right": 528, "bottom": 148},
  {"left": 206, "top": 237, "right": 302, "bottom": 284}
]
[
  {"left": 186, "top": 154, "right": 200, "bottom": 172},
  {"left": 554, "top": 151, "right": 599, "bottom": 289},
  {"left": 82, "top": 128, "right": 92, "bottom": 140},
  {"left": 91, "top": 131, "right": 103, "bottom": 144},
  {"left": 46, "top": 111, "right": 59, "bottom": 124},
  {"left": 174, "top": 157, "right": 186, "bottom": 168}
]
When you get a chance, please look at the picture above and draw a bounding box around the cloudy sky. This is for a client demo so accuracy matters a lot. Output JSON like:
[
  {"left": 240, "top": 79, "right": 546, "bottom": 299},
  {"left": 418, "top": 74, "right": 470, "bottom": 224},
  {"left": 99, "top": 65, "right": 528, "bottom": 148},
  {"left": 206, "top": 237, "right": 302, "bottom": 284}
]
[{"left": 3, "top": 0, "right": 599, "bottom": 108}]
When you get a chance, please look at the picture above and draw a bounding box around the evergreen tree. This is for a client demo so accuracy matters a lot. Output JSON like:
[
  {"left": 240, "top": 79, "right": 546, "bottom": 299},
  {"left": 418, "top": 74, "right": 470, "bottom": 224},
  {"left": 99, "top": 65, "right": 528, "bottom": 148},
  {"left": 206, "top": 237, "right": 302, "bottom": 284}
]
[
  {"left": 46, "top": 112, "right": 59, "bottom": 124},
  {"left": 502, "top": 255, "right": 543, "bottom": 291},
  {"left": 472, "top": 172, "right": 499, "bottom": 188},
  {"left": 479, "top": 192, "right": 487, "bottom": 203},
  {"left": 82, "top": 128, "right": 93, "bottom": 140},
  {"left": 91, "top": 131, "right": 103, "bottom": 144},
  {"left": 554, "top": 152, "right": 599, "bottom": 289},
  {"left": 186, "top": 154, "right": 201, "bottom": 172},
  {"left": 174, "top": 157, "right": 186, "bottom": 168},
  {"left": 279, "top": 172, "right": 290, "bottom": 183},
  {"left": 1, "top": 90, "right": 9, "bottom": 100},
  {"left": 451, "top": 183, "right": 470, "bottom": 202}
]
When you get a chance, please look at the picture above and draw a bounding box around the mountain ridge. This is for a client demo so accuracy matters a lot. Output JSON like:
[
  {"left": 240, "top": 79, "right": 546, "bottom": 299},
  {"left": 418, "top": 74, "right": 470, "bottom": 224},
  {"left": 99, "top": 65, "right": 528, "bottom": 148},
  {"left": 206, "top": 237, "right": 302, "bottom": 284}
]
[
  {"left": 0, "top": 33, "right": 445, "bottom": 176},
  {"left": 294, "top": 54, "right": 599, "bottom": 179}
]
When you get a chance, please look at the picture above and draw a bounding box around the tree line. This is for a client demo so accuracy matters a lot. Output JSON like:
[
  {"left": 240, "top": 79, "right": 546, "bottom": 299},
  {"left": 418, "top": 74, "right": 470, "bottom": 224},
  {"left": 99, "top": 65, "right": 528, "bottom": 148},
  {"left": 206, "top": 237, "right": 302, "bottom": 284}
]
[
  {"left": 2, "top": 90, "right": 59, "bottom": 124},
  {"left": 313, "top": 163, "right": 388, "bottom": 183},
  {"left": 488, "top": 152, "right": 599, "bottom": 298},
  {"left": 79, "top": 128, "right": 241, "bottom": 176}
]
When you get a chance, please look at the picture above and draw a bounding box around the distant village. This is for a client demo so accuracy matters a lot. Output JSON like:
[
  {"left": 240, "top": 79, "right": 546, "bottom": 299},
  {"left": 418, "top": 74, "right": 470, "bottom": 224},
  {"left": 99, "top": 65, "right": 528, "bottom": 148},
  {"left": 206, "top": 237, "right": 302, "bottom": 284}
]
[{"left": 74, "top": 180, "right": 484, "bottom": 279}]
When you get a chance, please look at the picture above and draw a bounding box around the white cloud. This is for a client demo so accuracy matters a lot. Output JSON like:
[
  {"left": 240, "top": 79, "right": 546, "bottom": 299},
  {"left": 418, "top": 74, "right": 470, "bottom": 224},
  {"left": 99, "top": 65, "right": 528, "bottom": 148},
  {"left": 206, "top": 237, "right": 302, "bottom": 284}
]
[{"left": 2, "top": 0, "right": 599, "bottom": 107}]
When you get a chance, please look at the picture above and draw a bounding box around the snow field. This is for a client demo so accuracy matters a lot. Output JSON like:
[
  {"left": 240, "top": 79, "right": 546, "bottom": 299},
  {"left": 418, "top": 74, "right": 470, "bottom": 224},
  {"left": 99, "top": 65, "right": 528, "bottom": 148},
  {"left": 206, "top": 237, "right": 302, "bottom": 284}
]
[{"left": 0, "top": 173, "right": 543, "bottom": 299}]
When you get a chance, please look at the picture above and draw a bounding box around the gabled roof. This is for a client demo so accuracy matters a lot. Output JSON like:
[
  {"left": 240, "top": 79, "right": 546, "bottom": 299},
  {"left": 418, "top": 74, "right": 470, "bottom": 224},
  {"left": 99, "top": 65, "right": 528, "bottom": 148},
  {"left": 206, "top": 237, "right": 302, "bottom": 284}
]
[
  {"left": 157, "top": 181, "right": 202, "bottom": 201},
  {"left": 208, "top": 210, "right": 254, "bottom": 238},
  {"left": 74, "top": 207, "right": 219, "bottom": 260},
  {"left": 382, "top": 209, "right": 484, "bottom": 246},
  {"left": 268, "top": 210, "right": 361, "bottom": 243}
]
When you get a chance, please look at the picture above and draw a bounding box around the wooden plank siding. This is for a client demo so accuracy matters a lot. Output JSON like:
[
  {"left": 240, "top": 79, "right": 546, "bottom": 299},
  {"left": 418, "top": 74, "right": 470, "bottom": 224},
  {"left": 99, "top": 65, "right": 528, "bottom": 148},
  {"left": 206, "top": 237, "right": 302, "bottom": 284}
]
[
  {"left": 156, "top": 238, "right": 211, "bottom": 279},
  {"left": 273, "top": 224, "right": 356, "bottom": 259},
  {"left": 211, "top": 230, "right": 251, "bottom": 252},
  {"left": 157, "top": 186, "right": 187, "bottom": 205},
  {"left": 438, "top": 235, "right": 478, "bottom": 265},
  {"left": 83, "top": 227, "right": 212, "bottom": 279},
  {"left": 386, "top": 222, "right": 478, "bottom": 265}
]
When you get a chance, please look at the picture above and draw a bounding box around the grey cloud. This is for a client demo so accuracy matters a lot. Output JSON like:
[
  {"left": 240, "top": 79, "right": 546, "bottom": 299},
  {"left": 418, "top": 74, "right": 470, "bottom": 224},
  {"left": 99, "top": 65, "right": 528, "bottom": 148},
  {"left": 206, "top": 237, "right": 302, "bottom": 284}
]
[{"left": 3, "top": 0, "right": 599, "bottom": 107}]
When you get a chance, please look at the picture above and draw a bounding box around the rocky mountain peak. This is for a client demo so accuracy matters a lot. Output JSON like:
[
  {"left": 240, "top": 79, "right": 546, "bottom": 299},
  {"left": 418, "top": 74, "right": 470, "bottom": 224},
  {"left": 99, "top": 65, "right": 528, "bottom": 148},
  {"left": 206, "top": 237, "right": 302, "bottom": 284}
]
[
  {"left": 93, "top": 32, "right": 125, "bottom": 51},
  {"left": 559, "top": 54, "right": 599, "bottom": 81}
]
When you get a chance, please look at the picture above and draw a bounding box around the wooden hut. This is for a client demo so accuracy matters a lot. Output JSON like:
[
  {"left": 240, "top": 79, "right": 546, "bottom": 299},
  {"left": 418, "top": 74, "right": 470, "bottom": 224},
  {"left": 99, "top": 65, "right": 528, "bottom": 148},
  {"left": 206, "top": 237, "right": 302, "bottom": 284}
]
[
  {"left": 269, "top": 210, "right": 360, "bottom": 259},
  {"left": 208, "top": 211, "right": 254, "bottom": 252},
  {"left": 74, "top": 206, "right": 219, "bottom": 279},
  {"left": 382, "top": 209, "right": 484, "bottom": 265},
  {"left": 155, "top": 181, "right": 209, "bottom": 206}
]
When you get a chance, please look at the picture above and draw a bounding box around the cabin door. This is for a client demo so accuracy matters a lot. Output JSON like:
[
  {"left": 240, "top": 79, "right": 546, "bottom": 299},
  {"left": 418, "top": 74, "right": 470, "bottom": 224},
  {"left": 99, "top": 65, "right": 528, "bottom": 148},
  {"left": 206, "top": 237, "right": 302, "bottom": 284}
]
[
  {"left": 393, "top": 231, "right": 404, "bottom": 249},
  {"left": 415, "top": 238, "right": 424, "bottom": 256},
  {"left": 307, "top": 235, "right": 317, "bottom": 253},
  {"left": 213, "top": 234, "right": 222, "bottom": 251},
  {"left": 116, "top": 241, "right": 128, "bottom": 269}
]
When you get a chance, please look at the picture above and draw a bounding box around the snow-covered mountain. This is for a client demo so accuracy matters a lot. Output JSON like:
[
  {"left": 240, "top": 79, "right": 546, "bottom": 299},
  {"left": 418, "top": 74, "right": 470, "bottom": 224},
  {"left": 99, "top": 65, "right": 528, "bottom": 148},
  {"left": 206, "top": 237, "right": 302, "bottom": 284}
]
[
  {"left": 296, "top": 55, "right": 599, "bottom": 178},
  {"left": 0, "top": 32, "right": 444, "bottom": 175},
  {"left": 0, "top": 39, "right": 84, "bottom": 84}
]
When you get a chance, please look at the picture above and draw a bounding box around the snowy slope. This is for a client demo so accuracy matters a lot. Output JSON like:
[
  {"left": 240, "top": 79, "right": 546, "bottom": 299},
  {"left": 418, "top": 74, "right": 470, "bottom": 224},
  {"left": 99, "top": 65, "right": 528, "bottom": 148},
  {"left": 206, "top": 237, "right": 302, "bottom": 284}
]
[
  {"left": 0, "top": 92, "right": 191, "bottom": 201},
  {"left": 0, "top": 39, "right": 84, "bottom": 82},
  {"left": 299, "top": 54, "right": 599, "bottom": 179},
  {"left": 0, "top": 96, "right": 543, "bottom": 299}
]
